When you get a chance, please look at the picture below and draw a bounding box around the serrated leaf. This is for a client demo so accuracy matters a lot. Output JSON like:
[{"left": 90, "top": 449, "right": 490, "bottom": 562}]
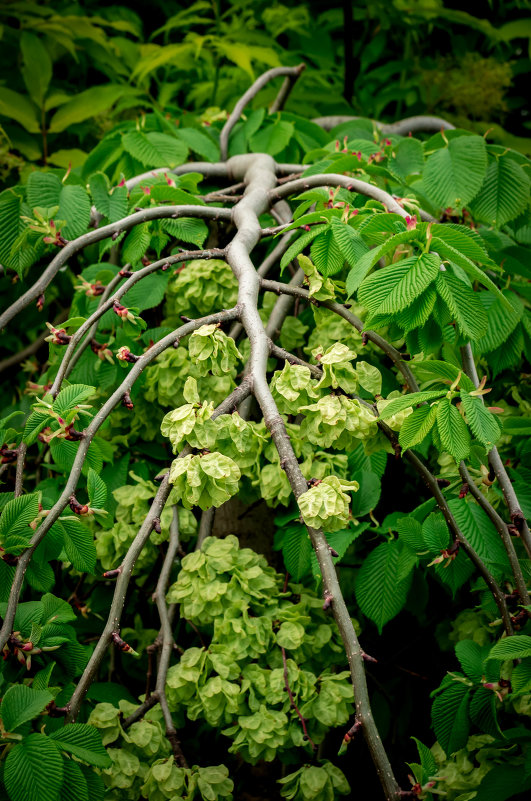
[
  {"left": 87, "top": 468, "right": 107, "bottom": 509},
  {"left": 1, "top": 685, "right": 53, "bottom": 732},
  {"left": 392, "top": 138, "right": 424, "bottom": 179},
  {"left": 50, "top": 724, "right": 111, "bottom": 768},
  {"left": 411, "top": 737, "right": 438, "bottom": 782},
  {"left": 121, "top": 223, "right": 151, "bottom": 264},
  {"left": 58, "top": 185, "right": 91, "bottom": 240},
  {"left": 49, "top": 85, "right": 139, "bottom": 132},
  {"left": 359, "top": 253, "right": 440, "bottom": 320},
  {"left": 431, "top": 682, "right": 471, "bottom": 756},
  {"left": 121, "top": 271, "right": 169, "bottom": 311},
  {"left": 346, "top": 229, "right": 417, "bottom": 295},
  {"left": 488, "top": 635, "right": 531, "bottom": 661},
  {"left": 174, "top": 127, "right": 220, "bottom": 162},
  {"left": 447, "top": 499, "right": 509, "bottom": 567},
  {"left": 469, "top": 686, "right": 501, "bottom": 739},
  {"left": 399, "top": 404, "right": 438, "bottom": 450},
  {"left": 53, "top": 385, "right": 95, "bottom": 416},
  {"left": 436, "top": 398, "right": 471, "bottom": 462},
  {"left": 460, "top": 392, "right": 501, "bottom": 450},
  {"left": 281, "top": 525, "right": 312, "bottom": 580},
  {"left": 0, "top": 494, "right": 39, "bottom": 540},
  {"left": 378, "top": 390, "right": 446, "bottom": 420},
  {"left": 4, "top": 733, "right": 63, "bottom": 801},
  {"left": 423, "top": 135, "right": 487, "bottom": 209},
  {"left": 475, "top": 290, "right": 523, "bottom": 354},
  {"left": 432, "top": 238, "right": 510, "bottom": 309},
  {"left": 355, "top": 540, "right": 412, "bottom": 632},
  {"left": 422, "top": 512, "right": 450, "bottom": 552},
  {"left": 59, "top": 518, "right": 97, "bottom": 573},
  {"left": 41, "top": 593, "right": 77, "bottom": 625},
  {"left": 122, "top": 131, "right": 188, "bottom": 168},
  {"left": 455, "top": 640, "right": 485, "bottom": 682},
  {"left": 395, "top": 287, "right": 437, "bottom": 333},
  {"left": 469, "top": 155, "right": 530, "bottom": 227},
  {"left": 330, "top": 219, "right": 369, "bottom": 267},
  {"left": 59, "top": 758, "right": 89, "bottom": 801},
  {"left": 23, "top": 409, "right": 54, "bottom": 445},
  {"left": 435, "top": 272, "right": 488, "bottom": 340},
  {"left": 279, "top": 225, "right": 328, "bottom": 271},
  {"left": 396, "top": 517, "right": 425, "bottom": 552},
  {"left": 310, "top": 227, "right": 345, "bottom": 276},
  {"left": 411, "top": 360, "right": 476, "bottom": 392},
  {"left": 162, "top": 217, "right": 209, "bottom": 247}
]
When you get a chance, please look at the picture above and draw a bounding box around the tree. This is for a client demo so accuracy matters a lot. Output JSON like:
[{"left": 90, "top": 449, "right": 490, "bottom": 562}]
[{"left": 0, "top": 63, "right": 530, "bottom": 801}]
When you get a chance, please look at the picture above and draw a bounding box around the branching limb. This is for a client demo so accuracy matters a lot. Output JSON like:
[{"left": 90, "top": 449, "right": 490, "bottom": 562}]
[
  {"left": 459, "top": 462, "right": 530, "bottom": 606},
  {"left": 269, "top": 65, "right": 306, "bottom": 114},
  {"left": 49, "top": 248, "right": 227, "bottom": 397},
  {"left": 0, "top": 206, "right": 231, "bottom": 331},
  {"left": 460, "top": 344, "right": 531, "bottom": 559},
  {"left": 0, "top": 308, "right": 241, "bottom": 653},
  {"left": 260, "top": 279, "right": 419, "bottom": 392},
  {"left": 312, "top": 115, "right": 455, "bottom": 134},
  {"left": 220, "top": 65, "right": 305, "bottom": 160}
]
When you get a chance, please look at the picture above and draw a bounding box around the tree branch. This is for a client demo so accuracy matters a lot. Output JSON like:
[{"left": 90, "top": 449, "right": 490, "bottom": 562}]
[
  {"left": 312, "top": 115, "right": 455, "bottom": 134},
  {"left": 268, "top": 65, "right": 306, "bottom": 113},
  {"left": 220, "top": 65, "right": 305, "bottom": 160}
]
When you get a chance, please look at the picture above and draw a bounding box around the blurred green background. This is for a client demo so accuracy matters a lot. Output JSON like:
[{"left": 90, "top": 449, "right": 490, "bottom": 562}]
[{"left": 0, "top": 0, "right": 530, "bottom": 183}]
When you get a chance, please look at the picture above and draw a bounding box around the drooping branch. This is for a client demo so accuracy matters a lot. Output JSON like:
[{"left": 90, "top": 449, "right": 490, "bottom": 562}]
[
  {"left": 260, "top": 278, "right": 419, "bottom": 392},
  {"left": 220, "top": 64, "right": 305, "bottom": 160},
  {"left": 49, "top": 248, "right": 227, "bottom": 397},
  {"left": 0, "top": 205, "right": 231, "bottom": 331},
  {"left": 224, "top": 152, "right": 402, "bottom": 801},
  {"left": 0, "top": 308, "right": 241, "bottom": 653},
  {"left": 460, "top": 344, "right": 531, "bottom": 559},
  {"left": 312, "top": 115, "right": 455, "bottom": 134}
]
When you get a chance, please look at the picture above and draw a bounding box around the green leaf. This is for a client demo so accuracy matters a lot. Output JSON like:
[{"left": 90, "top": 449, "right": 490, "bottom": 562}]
[
  {"left": 436, "top": 398, "right": 471, "bottom": 462},
  {"left": 455, "top": 640, "right": 485, "bottom": 682},
  {"left": 460, "top": 392, "right": 501, "bottom": 450},
  {"left": 279, "top": 225, "right": 328, "bottom": 271},
  {"left": 20, "top": 33, "right": 52, "bottom": 107},
  {"left": 310, "top": 226, "right": 345, "bottom": 276},
  {"left": 469, "top": 686, "right": 501, "bottom": 739},
  {"left": 50, "top": 724, "right": 111, "bottom": 769},
  {"left": 473, "top": 764, "right": 531, "bottom": 801},
  {"left": 122, "top": 131, "right": 188, "bottom": 168},
  {"left": 26, "top": 173, "right": 61, "bottom": 210},
  {"left": 23, "top": 409, "right": 54, "bottom": 446},
  {"left": 355, "top": 540, "right": 412, "bottom": 632},
  {"left": 281, "top": 525, "right": 312, "bottom": 581},
  {"left": 398, "top": 404, "right": 438, "bottom": 450},
  {"left": 4, "top": 733, "right": 63, "bottom": 801},
  {"left": 1, "top": 685, "right": 53, "bottom": 732},
  {"left": 0, "top": 87, "right": 39, "bottom": 132},
  {"left": 58, "top": 185, "right": 91, "bottom": 240},
  {"left": 488, "top": 635, "right": 531, "bottom": 661},
  {"left": 395, "top": 287, "right": 437, "bottom": 333},
  {"left": 469, "top": 155, "right": 530, "bottom": 227},
  {"left": 345, "top": 229, "right": 416, "bottom": 295},
  {"left": 431, "top": 683, "right": 471, "bottom": 756},
  {"left": 121, "top": 223, "right": 151, "bottom": 264},
  {"left": 0, "top": 190, "right": 38, "bottom": 277},
  {"left": 250, "top": 120, "right": 294, "bottom": 156},
  {"left": 59, "top": 518, "right": 97, "bottom": 573},
  {"left": 174, "top": 127, "right": 220, "bottom": 162},
  {"left": 54, "top": 384, "right": 95, "bottom": 416},
  {"left": 162, "top": 217, "right": 209, "bottom": 247},
  {"left": 475, "top": 290, "right": 523, "bottom": 354},
  {"left": 359, "top": 253, "right": 440, "bottom": 320},
  {"left": 59, "top": 759, "right": 89, "bottom": 801},
  {"left": 49, "top": 85, "right": 139, "bottom": 133},
  {"left": 396, "top": 517, "right": 425, "bottom": 552},
  {"left": 448, "top": 499, "right": 509, "bottom": 567},
  {"left": 422, "top": 512, "right": 450, "bottom": 552},
  {"left": 392, "top": 138, "right": 424, "bottom": 179},
  {"left": 122, "top": 271, "right": 170, "bottom": 311},
  {"left": 378, "top": 390, "right": 446, "bottom": 420},
  {"left": 411, "top": 360, "right": 476, "bottom": 392},
  {"left": 431, "top": 238, "right": 510, "bottom": 308},
  {"left": 329, "top": 219, "right": 369, "bottom": 268},
  {"left": 436, "top": 272, "right": 488, "bottom": 340},
  {"left": 423, "top": 135, "right": 487, "bottom": 209},
  {"left": 349, "top": 471, "right": 381, "bottom": 517},
  {"left": 0, "top": 494, "right": 39, "bottom": 540},
  {"left": 41, "top": 593, "right": 77, "bottom": 625},
  {"left": 429, "top": 223, "right": 493, "bottom": 266},
  {"left": 87, "top": 469, "right": 107, "bottom": 509}
]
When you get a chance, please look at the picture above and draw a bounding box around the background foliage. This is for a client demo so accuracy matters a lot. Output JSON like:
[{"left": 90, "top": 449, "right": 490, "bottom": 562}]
[{"left": 1, "top": 2, "right": 531, "bottom": 801}]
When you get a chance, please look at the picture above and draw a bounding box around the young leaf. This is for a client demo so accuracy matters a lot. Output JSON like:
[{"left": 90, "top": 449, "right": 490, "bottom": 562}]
[
  {"left": 0, "top": 494, "right": 39, "bottom": 540},
  {"left": 422, "top": 512, "right": 450, "bottom": 552},
  {"left": 281, "top": 525, "right": 312, "bottom": 581},
  {"left": 398, "top": 404, "right": 438, "bottom": 450},
  {"left": 436, "top": 398, "right": 471, "bottom": 462},
  {"left": 87, "top": 468, "right": 107, "bottom": 509},
  {"left": 53, "top": 385, "right": 95, "bottom": 416},
  {"left": 49, "top": 724, "right": 112, "bottom": 769},
  {"left": 1, "top": 685, "right": 53, "bottom": 732},
  {"left": 4, "top": 733, "right": 64, "bottom": 801},
  {"left": 355, "top": 540, "right": 412, "bottom": 632},
  {"left": 59, "top": 518, "right": 97, "bottom": 573},
  {"left": 378, "top": 390, "right": 446, "bottom": 420}
]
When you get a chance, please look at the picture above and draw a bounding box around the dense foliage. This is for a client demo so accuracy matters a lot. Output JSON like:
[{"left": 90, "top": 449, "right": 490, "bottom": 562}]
[{"left": 1, "top": 5, "right": 531, "bottom": 801}]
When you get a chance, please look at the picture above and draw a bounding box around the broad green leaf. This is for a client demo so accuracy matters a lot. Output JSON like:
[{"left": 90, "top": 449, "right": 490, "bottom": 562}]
[
  {"left": 59, "top": 518, "right": 97, "bottom": 573},
  {"left": 174, "top": 127, "right": 220, "bottom": 162},
  {"left": 378, "top": 390, "right": 446, "bottom": 420},
  {"left": 20, "top": 32, "right": 52, "bottom": 107},
  {"left": 4, "top": 733, "right": 63, "bottom": 801},
  {"left": 460, "top": 392, "right": 501, "bottom": 450},
  {"left": 121, "top": 222, "right": 151, "bottom": 263},
  {"left": 411, "top": 360, "right": 475, "bottom": 392},
  {"left": 250, "top": 120, "right": 294, "bottom": 156},
  {"left": 49, "top": 85, "right": 139, "bottom": 132},
  {"left": 50, "top": 724, "right": 111, "bottom": 768},
  {"left": 310, "top": 226, "right": 345, "bottom": 276},
  {"left": 392, "top": 137, "right": 424, "bottom": 179},
  {"left": 455, "top": 640, "right": 485, "bottom": 682},
  {"left": 23, "top": 409, "right": 54, "bottom": 445},
  {"left": 162, "top": 217, "right": 209, "bottom": 247},
  {"left": 346, "top": 229, "right": 417, "bottom": 295},
  {"left": 0, "top": 494, "right": 39, "bottom": 540},
  {"left": 423, "top": 135, "right": 487, "bottom": 209},
  {"left": 59, "top": 759, "right": 89, "bottom": 801},
  {"left": 58, "top": 185, "right": 91, "bottom": 240},
  {"left": 359, "top": 253, "right": 440, "bottom": 320},
  {"left": 422, "top": 512, "right": 450, "bottom": 552},
  {"left": 355, "top": 540, "right": 412, "bottom": 632},
  {"left": 473, "top": 764, "right": 531, "bottom": 801},
  {"left": 431, "top": 238, "right": 510, "bottom": 308},
  {"left": 469, "top": 155, "right": 530, "bottom": 227},
  {"left": 395, "top": 517, "right": 425, "bottom": 552},
  {"left": 329, "top": 218, "right": 369, "bottom": 267},
  {"left": 398, "top": 404, "right": 438, "bottom": 450},
  {"left": 349, "top": 471, "right": 381, "bottom": 517},
  {"left": 281, "top": 525, "right": 312, "bottom": 581},
  {"left": 395, "top": 287, "right": 437, "bottom": 333},
  {"left": 54, "top": 384, "right": 95, "bottom": 416},
  {"left": 0, "top": 87, "right": 39, "bottom": 132},
  {"left": 469, "top": 686, "right": 501, "bottom": 739},
  {"left": 474, "top": 290, "right": 523, "bottom": 354},
  {"left": 436, "top": 272, "right": 488, "bottom": 340},
  {"left": 0, "top": 190, "right": 38, "bottom": 277},
  {"left": 1, "top": 685, "right": 53, "bottom": 732},
  {"left": 488, "top": 635, "right": 531, "bottom": 661},
  {"left": 429, "top": 223, "right": 493, "bottom": 266},
  {"left": 122, "top": 131, "right": 188, "bottom": 168},
  {"left": 279, "top": 225, "right": 328, "bottom": 271},
  {"left": 436, "top": 398, "right": 471, "bottom": 462},
  {"left": 431, "top": 683, "right": 470, "bottom": 756},
  {"left": 448, "top": 499, "right": 509, "bottom": 567},
  {"left": 87, "top": 468, "right": 107, "bottom": 509}
]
